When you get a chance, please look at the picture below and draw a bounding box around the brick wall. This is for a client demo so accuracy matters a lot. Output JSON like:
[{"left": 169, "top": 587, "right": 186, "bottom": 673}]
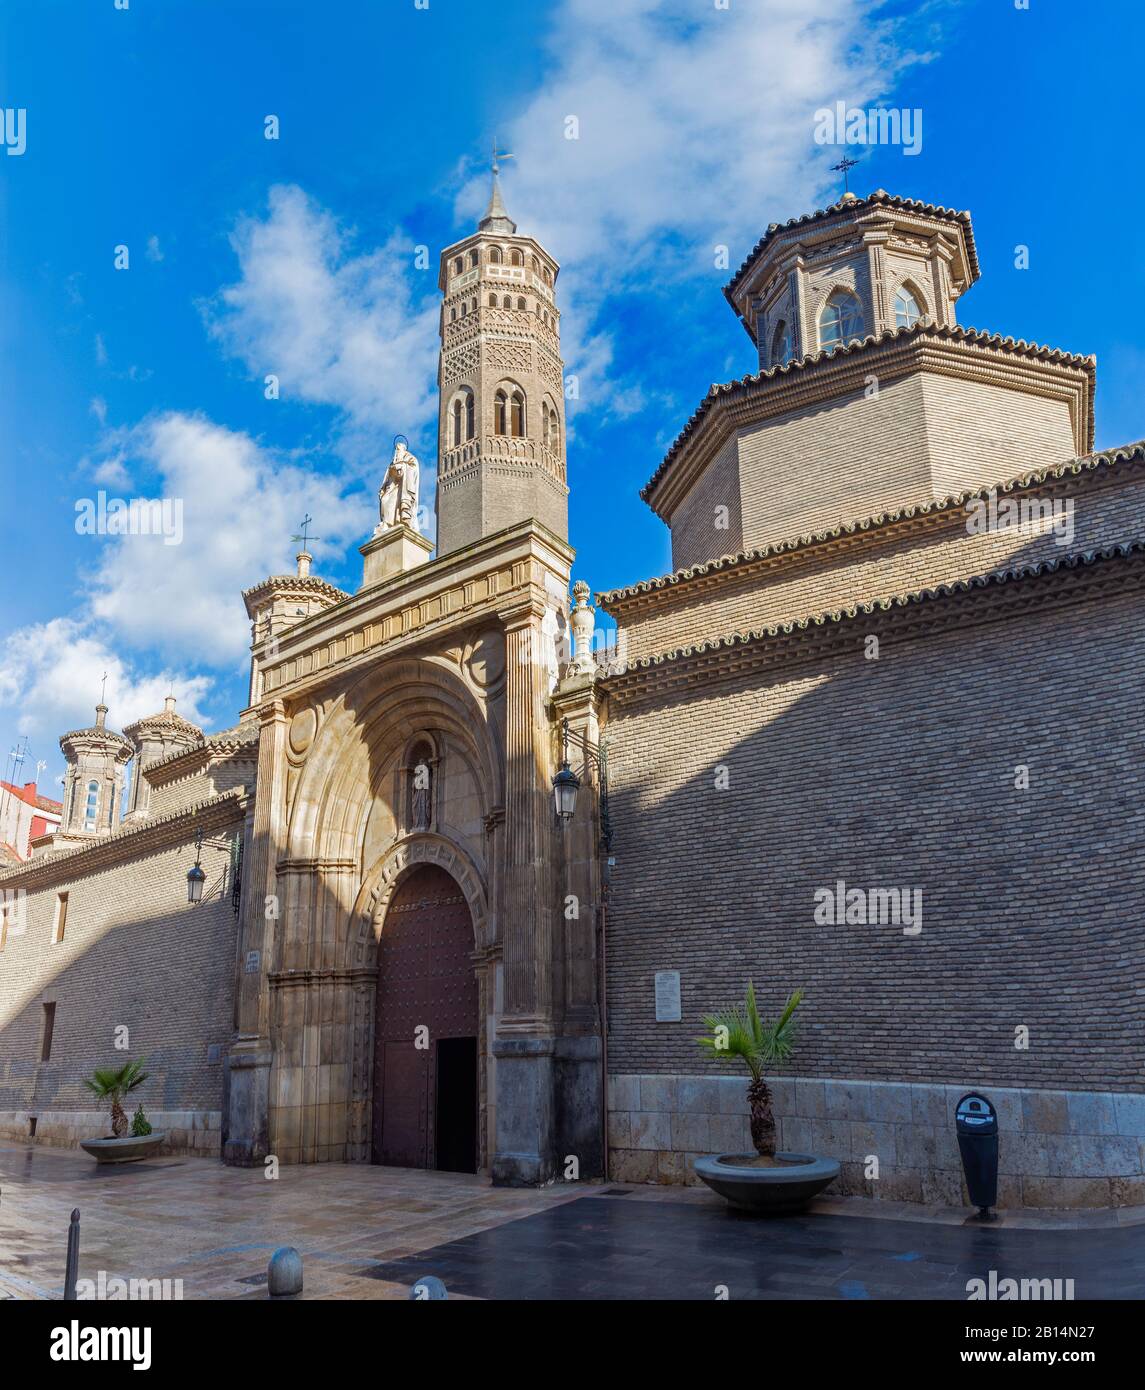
[
  {"left": 610, "top": 467, "right": 1145, "bottom": 662},
  {"left": 0, "top": 827, "right": 241, "bottom": 1152},
  {"left": 602, "top": 586, "right": 1145, "bottom": 1094}
]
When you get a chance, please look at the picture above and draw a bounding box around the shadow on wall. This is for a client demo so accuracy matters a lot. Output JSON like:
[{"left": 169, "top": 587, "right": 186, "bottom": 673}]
[{"left": 604, "top": 540, "right": 1145, "bottom": 1093}]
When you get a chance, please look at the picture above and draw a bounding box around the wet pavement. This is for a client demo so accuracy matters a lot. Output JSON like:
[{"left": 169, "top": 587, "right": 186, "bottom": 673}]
[{"left": 2, "top": 1143, "right": 1143, "bottom": 1300}]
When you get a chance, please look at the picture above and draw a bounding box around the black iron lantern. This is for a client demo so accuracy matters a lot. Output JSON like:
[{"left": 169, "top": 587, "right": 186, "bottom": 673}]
[
  {"left": 187, "top": 829, "right": 205, "bottom": 904},
  {"left": 552, "top": 718, "right": 581, "bottom": 822}
]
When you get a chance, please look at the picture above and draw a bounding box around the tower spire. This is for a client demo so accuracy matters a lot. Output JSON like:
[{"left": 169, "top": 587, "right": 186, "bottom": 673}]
[{"left": 480, "top": 138, "right": 517, "bottom": 234}]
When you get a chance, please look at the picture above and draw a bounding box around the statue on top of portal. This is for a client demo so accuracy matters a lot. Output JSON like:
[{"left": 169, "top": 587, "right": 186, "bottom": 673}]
[{"left": 377, "top": 436, "right": 420, "bottom": 534}]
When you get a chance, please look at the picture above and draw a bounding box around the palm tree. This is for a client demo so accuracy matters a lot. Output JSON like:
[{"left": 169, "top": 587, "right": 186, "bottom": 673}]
[
  {"left": 696, "top": 983, "right": 803, "bottom": 1156},
  {"left": 83, "top": 1058, "right": 149, "bottom": 1139}
]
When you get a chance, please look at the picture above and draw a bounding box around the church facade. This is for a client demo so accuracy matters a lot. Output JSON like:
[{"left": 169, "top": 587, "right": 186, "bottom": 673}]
[{"left": 2, "top": 184, "right": 1143, "bottom": 1209}]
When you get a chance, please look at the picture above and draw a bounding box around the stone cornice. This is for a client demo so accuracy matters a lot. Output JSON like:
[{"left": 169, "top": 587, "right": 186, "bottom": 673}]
[
  {"left": 602, "top": 541, "right": 1145, "bottom": 707},
  {"left": 643, "top": 323, "right": 1097, "bottom": 520},
  {"left": 142, "top": 733, "right": 259, "bottom": 787},
  {"left": 250, "top": 518, "right": 573, "bottom": 706},
  {"left": 242, "top": 573, "right": 351, "bottom": 619},
  {"left": 600, "top": 440, "right": 1145, "bottom": 616},
  {"left": 0, "top": 788, "right": 249, "bottom": 891}
]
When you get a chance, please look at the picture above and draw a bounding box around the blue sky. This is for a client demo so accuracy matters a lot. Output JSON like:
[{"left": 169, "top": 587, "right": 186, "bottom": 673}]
[{"left": 2, "top": 0, "right": 1143, "bottom": 790}]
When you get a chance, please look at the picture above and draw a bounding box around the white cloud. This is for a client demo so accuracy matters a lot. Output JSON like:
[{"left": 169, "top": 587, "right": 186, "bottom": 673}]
[
  {"left": 206, "top": 185, "right": 440, "bottom": 461},
  {"left": 84, "top": 411, "right": 372, "bottom": 667},
  {"left": 0, "top": 617, "right": 213, "bottom": 753},
  {"left": 455, "top": 0, "right": 924, "bottom": 414}
]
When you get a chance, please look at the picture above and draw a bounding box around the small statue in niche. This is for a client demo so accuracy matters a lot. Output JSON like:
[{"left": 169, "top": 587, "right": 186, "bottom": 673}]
[{"left": 410, "top": 749, "right": 432, "bottom": 831}]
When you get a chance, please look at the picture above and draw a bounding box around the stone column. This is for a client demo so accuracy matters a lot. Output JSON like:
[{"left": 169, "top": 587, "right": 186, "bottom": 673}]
[
  {"left": 492, "top": 597, "right": 559, "bottom": 1185},
  {"left": 223, "top": 699, "right": 286, "bottom": 1166},
  {"left": 551, "top": 670, "right": 605, "bottom": 1180}
]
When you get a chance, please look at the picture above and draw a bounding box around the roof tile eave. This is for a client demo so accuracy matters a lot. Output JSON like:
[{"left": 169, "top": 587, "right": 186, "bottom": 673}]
[
  {"left": 641, "top": 322, "right": 1097, "bottom": 507},
  {"left": 601, "top": 540, "right": 1145, "bottom": 682},
  {"left": 722, "top": 190, "right": 980, "bottom": 308},
  {"left": 599, "top": 438, "right": 1145, "bottom": 609}
]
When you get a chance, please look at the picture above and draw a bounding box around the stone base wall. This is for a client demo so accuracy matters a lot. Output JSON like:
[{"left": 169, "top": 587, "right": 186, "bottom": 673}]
[
  {"left": 607, "top": 1075, "right": 1145, "bottom": 1210},
  {"left": 0, "top": 1109, "right": 222, "bottom": 1159}
]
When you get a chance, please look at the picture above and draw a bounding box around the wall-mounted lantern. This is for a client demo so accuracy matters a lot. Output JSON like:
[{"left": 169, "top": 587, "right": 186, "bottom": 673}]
[{"left": 187, "top": 828, "right": 206, "bottom": 904}]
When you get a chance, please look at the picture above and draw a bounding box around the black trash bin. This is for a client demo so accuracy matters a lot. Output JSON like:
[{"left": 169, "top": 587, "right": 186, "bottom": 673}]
[{"left": 955, "top": 1092, "right": 999, "bottom": 1218}]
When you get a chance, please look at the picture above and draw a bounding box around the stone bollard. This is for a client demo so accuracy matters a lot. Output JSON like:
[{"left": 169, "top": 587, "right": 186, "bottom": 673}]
[
  {"left": 409, "top": 1275, "right": 448, "bottom": 1300},
  {"left": 64, "top": 1208, "right": 80, "bottom": 1301},
  {"left": 267, "top": 1246, "right": 303, "bottom": 1298}
]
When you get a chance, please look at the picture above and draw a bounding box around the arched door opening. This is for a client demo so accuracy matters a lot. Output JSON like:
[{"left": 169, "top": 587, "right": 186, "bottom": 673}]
[{"left": 371, "top": 864, "right": 478, "bottom": 1172}]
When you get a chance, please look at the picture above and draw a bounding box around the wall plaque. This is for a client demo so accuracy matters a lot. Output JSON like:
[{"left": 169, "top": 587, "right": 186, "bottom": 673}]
[
  {"left": 244, "top": 950, "right": 261, "bottom": 974},
  {"left": 654, "top": 970, "right": 682, "bottom": 1023}
]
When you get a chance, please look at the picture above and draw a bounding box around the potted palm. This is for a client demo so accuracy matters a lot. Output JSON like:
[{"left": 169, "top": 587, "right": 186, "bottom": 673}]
[
  {"left": 692, "top": 983, "right": 839, "bottom": 1212},
  {"left": 79, "top": 1059, "right": 166, "bottom": 1163}
]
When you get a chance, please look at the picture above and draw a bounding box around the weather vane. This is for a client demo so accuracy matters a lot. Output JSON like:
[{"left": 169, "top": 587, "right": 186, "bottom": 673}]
[
  {"left": 491, "top": 136, "right": 513, "bottom": 177},
  {"left": 831, "top": 153, "right": 860, "bottom": 195},
  {"left": 291, "top": 515, "right": 322, "bottom": 550},
  {"left": 99, "top": 670, "right": 108, "bottom": 704}
]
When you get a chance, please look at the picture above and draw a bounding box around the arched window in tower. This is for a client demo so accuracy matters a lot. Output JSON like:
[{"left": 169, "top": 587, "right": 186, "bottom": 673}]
[
  {"left": 542, "top": 398, "right": 560, "bottom": 451},
  {"left": 489, "top": 246, "right": 502, "bottom": 264},
  {"left": 450, "top": 306, "right": 457, "bottom": 322},
  {"left": 468, "top": 250, "right": 478, "bottom": 269},
  {"left": 452, "top": 398, "right": 463, "bottom": 447},
  {"left": 894, "top": 285, "right": 923, "bottom": 330},
  {"left": 502, "top": 295, "right": 512, "bottom": 309},
  {"left": 465, "top": 390, "right": 475, "bottom": 439},
  {"left": 488, "top": 292, "right": 498, "bottom": 308},
  {"left": 84, "top": 780, "right": 99, "bottom": 832},
  {"left": 511, "top": 390, "right": 526, "bottom": 437},
  {"left": 494, "top": 389, "right": 508, "bottom": 435},
  {"left": 819, "top": 290, "right": 864, "bottom": 350},
  {"left": 459, "top": 301, "right": 467, "bottom": 318},
  {"left": 517, "top": 296, "right": 526, "bottom": 311},
  {"left": 771, "top": 319, "right": 793, "bottom": 367},
  {"left": 408, "top": 742, "right": 433, "bottom": 832},
  {"left": 510, "top": 248, "right": 524, "bottom": 267},
  {"left": 452, "top": 257, "right": 463, "bottom": 275},
  {"left": 530, "top": 255, "right": 539, "bottom": 274}
]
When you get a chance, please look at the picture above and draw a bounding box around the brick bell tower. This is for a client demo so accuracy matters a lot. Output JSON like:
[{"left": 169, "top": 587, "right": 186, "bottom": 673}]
[{"left": 434, "top": 148, "right": 568, "bottom": 557}]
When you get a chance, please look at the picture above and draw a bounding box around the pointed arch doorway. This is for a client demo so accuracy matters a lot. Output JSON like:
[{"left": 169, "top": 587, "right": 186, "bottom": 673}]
[{"left": 371, "top": 863, "right": 479, "bottom": 1173}]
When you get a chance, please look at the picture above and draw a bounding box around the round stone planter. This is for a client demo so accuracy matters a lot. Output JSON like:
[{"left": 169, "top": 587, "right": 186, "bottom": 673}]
[
  {"left": 80, "top": 1133, "right": 167, "bottom": 1164},
  {"left": 694, "top": 1152, "right": 840, "bottom": 1213}
]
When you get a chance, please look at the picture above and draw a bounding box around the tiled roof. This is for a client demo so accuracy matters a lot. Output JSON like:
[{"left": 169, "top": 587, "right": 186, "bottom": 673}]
[
  {"left": 723, "top": 189, "right": 979, "bottom": 306},
  {"left": 641, "top": 321, "right": 1097, "bottom": 506},
  {"left": 603, "top": 540, "right": 1145, "bottom": 681},
  {"left": 598, "top": 440, "right": 1145, "bottom": 607}
]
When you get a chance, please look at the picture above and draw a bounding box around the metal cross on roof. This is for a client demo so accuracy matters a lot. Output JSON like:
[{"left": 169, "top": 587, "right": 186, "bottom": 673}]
[
  {"left": 291, "top": 515, "right": 322, "bottom": 550},
  {"left": 830, "top": 153, "right": 860, "bottom": 195},
  {"left": 99, "top": 671, "right": 108, "bottom": 703}
]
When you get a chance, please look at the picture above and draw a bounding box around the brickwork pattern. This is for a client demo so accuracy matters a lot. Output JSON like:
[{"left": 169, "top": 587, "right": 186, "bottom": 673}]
[
  {"left": 0, "top": 829, "right": 240, "bottom": 1129},
  {"left": 613, "top": 468, "right": 1145, "bottom": 661},
  {"left": 602, "top": 589, "right": 1145, "bottom": 1093}
]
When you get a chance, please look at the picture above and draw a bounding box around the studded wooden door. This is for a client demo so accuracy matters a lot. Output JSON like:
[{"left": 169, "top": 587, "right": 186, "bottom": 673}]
[{"left": 372, "top": 865, "right": 478, "bottom": 1169}]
